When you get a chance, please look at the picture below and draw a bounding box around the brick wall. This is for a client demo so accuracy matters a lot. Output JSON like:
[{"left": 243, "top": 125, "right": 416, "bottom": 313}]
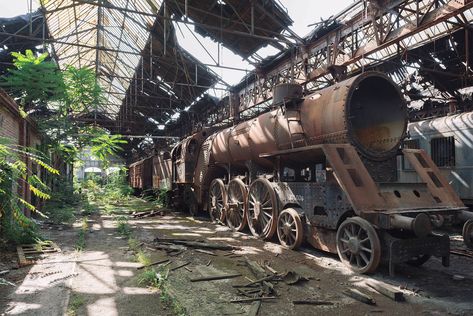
[
  {"left": 0, "top": 89, "right": 43, "bottom": 217},
  {"left": 0, "top": 102, "right": 20, "bottom": 142}
]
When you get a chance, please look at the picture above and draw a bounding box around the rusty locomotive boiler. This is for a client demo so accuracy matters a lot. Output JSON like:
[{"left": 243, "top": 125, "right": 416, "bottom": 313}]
[{"left": 131, "top": 71, "right": 473, "bottom": 274}]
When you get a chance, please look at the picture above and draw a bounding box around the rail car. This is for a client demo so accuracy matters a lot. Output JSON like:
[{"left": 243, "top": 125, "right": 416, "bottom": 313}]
[
  {"left": 129, "top": 72, "right": 473, "bottom": 275},
  {"left": 128, "top": 152, "right": 172, "bottom": 193},
  {"left": 399, "top": 111, "right": 473, "bottom": 207}
]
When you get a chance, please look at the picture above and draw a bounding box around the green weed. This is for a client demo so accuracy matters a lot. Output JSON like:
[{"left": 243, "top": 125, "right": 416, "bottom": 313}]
[
  {"left": 75, "top": 217, "right": 88, "bottom": 251},
  {"left": 67, "top": 293, "right": 85, "bottom": 316},
  {"left": 116, "top": 216, "right": 131, "bottom": 237},
  {"left": 134, "top": 250, "right": 151, "bottom": 266},
  {"left": 128, "top": 238, "right": 140, "bottom": 251},
  {"left": 137, "top": 268, "right": 159, "bottom": 288}
]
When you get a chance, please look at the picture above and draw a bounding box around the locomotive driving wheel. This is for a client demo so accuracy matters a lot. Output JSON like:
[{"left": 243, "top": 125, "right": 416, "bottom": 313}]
[
  {"left": 247, "top": 178, "right": 278, "bottom": 239},
  {"left": 226, "top": 178, "right": 248, "bottom": 231},
  {"left": 208, "top": 179, "right": 226, "bottom": 223},
  {"left": 277, "top": 208, "right": 303, "bottom": 249},
  {"left": 336, "top": 217, "right": 381, "bottom": 274},
  {"left": 463, "top": 219, "right": 473, "bottom": 249}
]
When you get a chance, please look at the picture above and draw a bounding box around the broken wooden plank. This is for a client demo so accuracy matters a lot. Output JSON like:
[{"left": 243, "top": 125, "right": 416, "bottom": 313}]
[
  {"left": 343, "top": 289, "right": 376, "bottom": 305},
  {"left": 0, "top": 278, "right": 16, "bottom": 286},
  {"left": 292, "top": 300, "right": 333, "bottom": 306},
  {"left": 137, "top": 259, "right": 169, "bottom": 270},
  {"left": 190, "top": 273, "right": 242, "bottom": 282},
  {"left": 450, "top": 249, "right": 473, "bottom": 258},
  {"left": 264, "top": 264, "right": 277, "bottom": 274},
  {"left": 195, "top": 249, "right": 217, "bottom": 256},
  {"left": 153, "top": 243, "right": 187, "bottom": 252},
  {"left": 248, "top": 301, "right": 261, "bottom": 316},
  {"left": 233, "top": 275, "right": 275, "bottom": 288},
  {"left": 245, "top": 259, "right": 267, "bottom": 279},
  {"left": 177, "top": 241, "right": 236, "bottom": 250},
  {"left": 170, "top": 262, "right": 191, "bottom": 271},
  {"left": 229, "top": 297, "right": 277, "bottom": 303},
  {"left": 367, "top": 282, "right": 404, "bottom": 302},
  {"left": 154, "top": 238, "right": 237, "bottom": 250}
]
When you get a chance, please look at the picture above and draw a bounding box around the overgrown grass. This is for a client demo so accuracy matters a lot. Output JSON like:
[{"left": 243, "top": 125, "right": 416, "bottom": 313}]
[
  {"left": 67, "top": 293, "right": 85, "bottom": 316},
  {"left": 156, "top": 267, "right": 187, "bottom": 316}
]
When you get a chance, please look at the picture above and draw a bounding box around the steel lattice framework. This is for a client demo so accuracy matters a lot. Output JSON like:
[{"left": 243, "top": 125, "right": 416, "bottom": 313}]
[{"left": 233, "top": 0, "right": 473, "bottom": 119}]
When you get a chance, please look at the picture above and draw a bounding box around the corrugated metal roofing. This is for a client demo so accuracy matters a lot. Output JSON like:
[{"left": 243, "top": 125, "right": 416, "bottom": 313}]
[{"left": 42, "top": 0, "right": 164, "bottom": 118}]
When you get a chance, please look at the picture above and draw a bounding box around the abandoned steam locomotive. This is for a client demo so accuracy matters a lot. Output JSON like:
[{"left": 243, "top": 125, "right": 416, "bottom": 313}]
[{"left": 129, "top": 71, "right": 473, "bottom": 274}]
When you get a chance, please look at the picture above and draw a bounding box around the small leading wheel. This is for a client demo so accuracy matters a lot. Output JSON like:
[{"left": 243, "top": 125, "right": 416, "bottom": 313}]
[
  {"left": 463, "top": 219, "right": 473, "bottom": 249},
  {"left": 226, "top": 178, "right": 248, "bottom": 231},
  {"left": 208, "top": 179, "right": 226, "bottom": 223},
  {"left": 277, "top": 208, "right": 304, "bottom": 249},
  {"left": 336, "top": 217, "right": 381, "bottom": 274},
  {"left": 247, "top": 178, "right": 278, "bottom": 239}
]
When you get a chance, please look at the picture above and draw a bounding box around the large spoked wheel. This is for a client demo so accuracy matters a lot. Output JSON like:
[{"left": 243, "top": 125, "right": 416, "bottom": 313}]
[
  {"left": 226, "top": 178, "right": 248, "bottom": 231},
  {"left": 208, "top": 179, "right": 227, "bottom": 224},
  {"left": 277, "top": 208, "right": 304, "bottom": 250},
  {"left": 247, "top": 178, "right": 278, "bottom": 239},
  {"left": 336, "top": 217, "right": 381, "bottom": 274},
  {"left": 463, "top": 219, "right": 473, "bottom": 249}
]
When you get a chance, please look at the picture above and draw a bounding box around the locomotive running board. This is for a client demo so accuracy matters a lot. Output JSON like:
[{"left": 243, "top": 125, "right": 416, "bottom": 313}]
[
  {"left": 403, "top": 149, "right": 464, "bottom": 208},
  {"left": 261, "top": 143, "right": 385, "bottom": 213}
]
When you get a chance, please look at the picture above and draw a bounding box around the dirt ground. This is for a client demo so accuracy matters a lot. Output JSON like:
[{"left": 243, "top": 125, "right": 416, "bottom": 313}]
[{"left": 1, "top": 210, "right": 473, "bottom": 316}]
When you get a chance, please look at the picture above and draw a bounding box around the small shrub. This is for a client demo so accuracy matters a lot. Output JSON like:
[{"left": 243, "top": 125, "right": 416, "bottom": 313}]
[
  {"left": 135, "top": 250, "right": 151, "bottom": 266},
  {"left": 137, "top": 268, "right": 159, "bottom": 288},
  {"left": 116, "top": 216, "right": 131, "bottom": 237},
  {"left": 128, "top": 238, "right": 139, "bottom": 251}
]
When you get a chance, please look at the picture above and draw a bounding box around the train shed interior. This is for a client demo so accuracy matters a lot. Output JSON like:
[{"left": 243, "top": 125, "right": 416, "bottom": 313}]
[{"left": 1, "top": 1, "right": 473, "bottom": 315}]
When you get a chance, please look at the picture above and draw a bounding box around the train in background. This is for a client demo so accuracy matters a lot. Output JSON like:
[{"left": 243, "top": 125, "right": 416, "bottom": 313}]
[
  {"left": 128, "top": 72, "right": 473, "bottom": 275},
  {"left": 399, "top": 111, "right": 473, "bottom": 207}
]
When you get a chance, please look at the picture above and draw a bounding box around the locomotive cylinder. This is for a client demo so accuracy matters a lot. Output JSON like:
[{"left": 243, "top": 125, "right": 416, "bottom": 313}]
[{"left": 211, "top": 72, "right": 407, "bottom": 167}]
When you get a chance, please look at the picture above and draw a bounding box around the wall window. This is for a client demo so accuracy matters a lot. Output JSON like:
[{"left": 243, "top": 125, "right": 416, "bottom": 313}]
[{"left": 431, "top": 136, "right": 455, "bottom": 167}]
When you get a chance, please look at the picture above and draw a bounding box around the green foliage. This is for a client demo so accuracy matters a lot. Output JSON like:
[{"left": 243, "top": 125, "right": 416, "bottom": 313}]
[
  {"left": 116, "top": 215, "right": 131, "bottom": 237},
  {"left": 62, "top": 66, "right": 104, "bottom": 115},
  {"left": 135, "top": 250, "right": 151, "bottom": 266},
  {"left": 0, "top": 137, "right": 58, "bottom": 241},
  {"left": 67, "top": 293, "right": 85, "bottom": 316},
  {"left": 90, "top": 131, "right": 127, "bottom": 169},
  {"left": 75, "top": 217, "right": 88, "bottom": 251},
  {"left": 128, "top": 238, "right": 140, "bottom": 251},
  {"left": 0, "top": 50, "right": 129, "bottom": 243},
  {"left": 0, "top": 211, "right": 40, "bottom": 244},
  {"left": 156, "top": 188, "right": 169, "bottom": 207},
  {"left": 0, "top": 50, "right": 65, "bottom": 105},
  {"left": 41, "top": 176, "right": 82, "bottom": 224},
  {"left": 137, "top": 269, "right": 159, "bottom": 288}
]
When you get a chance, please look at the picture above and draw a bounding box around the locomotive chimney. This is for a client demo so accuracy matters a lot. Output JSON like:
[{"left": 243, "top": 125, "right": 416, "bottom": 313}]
[{"left": 272, "top": 83, "right": 303, "bottom": 107}]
